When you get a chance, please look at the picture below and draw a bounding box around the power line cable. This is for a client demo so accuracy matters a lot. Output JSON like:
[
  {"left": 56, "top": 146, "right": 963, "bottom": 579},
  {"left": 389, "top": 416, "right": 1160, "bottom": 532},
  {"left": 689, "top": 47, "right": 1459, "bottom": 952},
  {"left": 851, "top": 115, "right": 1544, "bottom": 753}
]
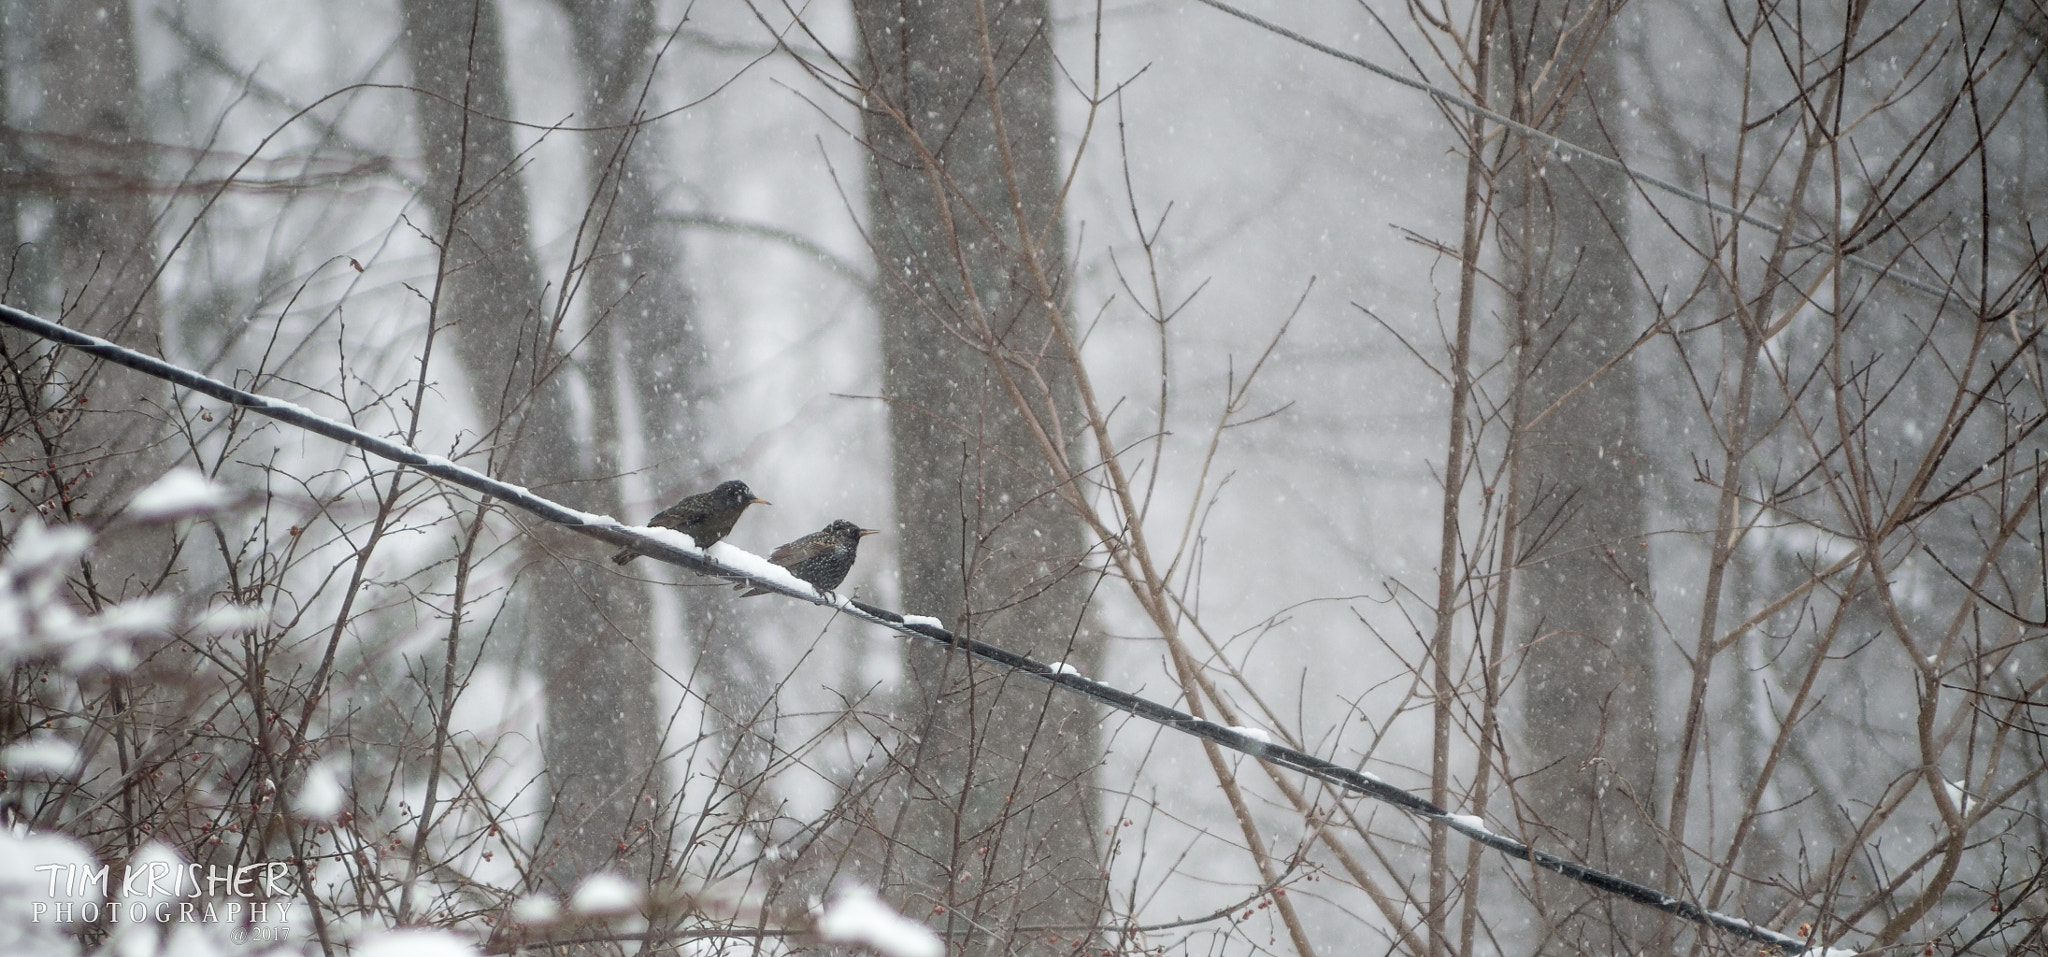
[{"left": 0, "top": 302, "right": 1830, "bottom": 956}]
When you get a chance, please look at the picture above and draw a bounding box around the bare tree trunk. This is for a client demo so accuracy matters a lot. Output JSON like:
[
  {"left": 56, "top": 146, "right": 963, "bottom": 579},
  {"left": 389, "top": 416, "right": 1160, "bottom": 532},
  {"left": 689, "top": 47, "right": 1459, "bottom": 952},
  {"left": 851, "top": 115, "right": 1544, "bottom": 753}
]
[
  {"left": 35, "top": 0, "right": 157, "bottom": 346},
  {"left": 29, "top": 0, "right": 175, "bottom": 600},
  {"left": 1493, "top": 1, "right": 1661, "bottom": 949},
  {"left": 0, "top": 4, "right": 30, "bottom": 355},
  {"left": 0, "top": 7, "right": 20, "bottom": 308},
  {"left": 401, "top": 0, "right": 656, "bottom": 883},
  {"left": 854, "top": 0, "right": 1106, "bottom": 950},
  {"left": 557, "top": 0, "right": 703, "bottom": 470},
  {"left": 554, "top": 0, "right": 775, "bottom": 858}
]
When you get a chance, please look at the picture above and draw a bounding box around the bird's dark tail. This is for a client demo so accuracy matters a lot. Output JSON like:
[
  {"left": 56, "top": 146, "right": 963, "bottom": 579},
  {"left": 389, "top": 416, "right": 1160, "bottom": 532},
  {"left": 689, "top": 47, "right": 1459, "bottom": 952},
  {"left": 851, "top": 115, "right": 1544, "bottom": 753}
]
[{"left": 611, "top": 548, "right": 637, "bottom": 565}]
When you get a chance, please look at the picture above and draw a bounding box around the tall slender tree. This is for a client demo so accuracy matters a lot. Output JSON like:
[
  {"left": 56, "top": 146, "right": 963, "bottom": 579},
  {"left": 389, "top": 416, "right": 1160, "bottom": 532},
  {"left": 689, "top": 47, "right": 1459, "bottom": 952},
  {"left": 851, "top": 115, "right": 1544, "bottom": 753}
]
[
  {"left": 854, "top": 0, "right": 1107, "bottom": 949},
  {"left": 29, "top": 0, "right": 174, "bottom": 603},
  {"left": 1492, "top": 0, "right": 1662, "bottom": 948},
  {"left": 552, "top": 0, "right": 776, "bottom": 842},
  {"left": 400, "top": 0, "right": 657, "bottom": 881}
]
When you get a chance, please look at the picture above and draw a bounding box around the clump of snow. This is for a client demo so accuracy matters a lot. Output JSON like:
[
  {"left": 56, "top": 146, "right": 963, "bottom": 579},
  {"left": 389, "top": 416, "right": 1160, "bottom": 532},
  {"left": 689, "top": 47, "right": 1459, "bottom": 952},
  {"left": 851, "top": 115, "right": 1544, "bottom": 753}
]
[
  {"left": 354, "top": 928, "right": 479, "bottom": 957},
  {"left": 295, "top": 760, "right": 347, "bottom": 821},
  {"left": 45, "top": 596, "right": 172, "bottom": 673},
  {"left": 1943, "top": 779, "right": 1972, "bottom": 815},
  {"left": 640, "top": 527, "right": 704, "bottom": 555},
  {"left": 1045, "top": 661, "right": 1083, "bottom": 678},
  {"left": 1443, "top": 813, "right": 1489, "bottom": 834},
  {"left": 814, "top": 887, "right": 942, "bottom": 957},
  {"left": 1229, "top": 726, "right": 1274, "bottom": 747},
  {"left": 127, "top": 468, "right": 234, "bottom": 520},
  {"left": 0, "top": 520, "right": 88, "bottom": 661},
  {"left": 900, "top": 614, "right": 944, "bottom": 629},
  {"left": 0, "top": 829, "right": 98, "bottom": 956},
  {"left": 1, "top": 516, "right": 169, "bottom": 674},
  {"left": 511, "top": 894, "right": 561, "bottom": 925},
  {"left": 0, "top": 735, "right": 82, "bottom": 777},
  {"left": 9, "top": 517, "right": 90, "bottom": 568},
  {"left": 559, "top": 508, "right": 614, "bottom": 527},
  {"left": 193, "top": 603, "right": 268, "bottom": 636},
  {"left": 569, "top": 872, "right": 641, "bottom": 915},
  {"left": 57, "top": 595, "right": 172, "bottom": 653},
  {"left": 259, "top": 397, "right": 320, "bottom": 421},
  {"left": 713, "top": 545, "right": 815, "bottom": 597}
]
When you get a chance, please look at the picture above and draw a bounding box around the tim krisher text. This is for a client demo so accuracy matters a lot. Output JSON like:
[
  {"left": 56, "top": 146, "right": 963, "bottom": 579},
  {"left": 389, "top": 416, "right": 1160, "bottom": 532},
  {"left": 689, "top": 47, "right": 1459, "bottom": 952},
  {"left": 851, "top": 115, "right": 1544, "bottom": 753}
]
[{"left": 30, "top": 860, "right": 297, "bottom": 924}]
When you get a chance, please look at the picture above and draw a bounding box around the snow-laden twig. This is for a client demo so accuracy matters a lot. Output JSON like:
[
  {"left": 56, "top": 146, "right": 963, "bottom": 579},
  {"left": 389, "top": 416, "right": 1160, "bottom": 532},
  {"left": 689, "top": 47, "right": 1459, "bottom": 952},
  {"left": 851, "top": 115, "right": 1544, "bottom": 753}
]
[
  {"left": 0, "top": 302, "right": 1823, "bottom": 956},
  {"left": 813, "top": 887, "right": 943, "bottom": 957},
  {"left": 125, "top": 468, "right": 235, "bottom": 520}
]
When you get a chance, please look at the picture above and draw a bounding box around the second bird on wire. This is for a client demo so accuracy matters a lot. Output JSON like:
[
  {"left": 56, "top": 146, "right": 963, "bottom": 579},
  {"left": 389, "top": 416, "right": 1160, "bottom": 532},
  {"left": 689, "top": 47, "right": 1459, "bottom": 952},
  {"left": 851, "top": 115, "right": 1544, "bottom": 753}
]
[{"left": 741, "top": 519, "right": 878, "bottom": 598}]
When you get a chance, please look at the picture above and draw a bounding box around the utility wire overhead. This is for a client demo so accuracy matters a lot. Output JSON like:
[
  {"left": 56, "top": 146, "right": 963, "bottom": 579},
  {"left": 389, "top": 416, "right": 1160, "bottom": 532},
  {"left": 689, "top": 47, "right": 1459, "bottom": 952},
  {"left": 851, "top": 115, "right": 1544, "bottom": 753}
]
[{"left": 0, "top": 302, "right": 1828, "bottom": 956}]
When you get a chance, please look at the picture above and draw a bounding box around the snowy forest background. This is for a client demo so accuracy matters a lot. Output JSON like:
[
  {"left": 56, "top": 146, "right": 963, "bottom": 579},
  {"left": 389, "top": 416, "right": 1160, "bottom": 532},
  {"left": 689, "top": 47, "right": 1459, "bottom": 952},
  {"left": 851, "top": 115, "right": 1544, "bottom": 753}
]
[{"left": 2, "top": 0, "right": 2046, "bottom": 955}]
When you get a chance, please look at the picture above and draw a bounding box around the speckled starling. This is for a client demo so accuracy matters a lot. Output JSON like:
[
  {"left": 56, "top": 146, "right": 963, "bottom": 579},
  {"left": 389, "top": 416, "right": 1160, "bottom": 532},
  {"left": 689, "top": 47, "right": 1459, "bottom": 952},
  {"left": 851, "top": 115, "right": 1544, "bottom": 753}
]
[
  {"left": 741, "top": 519, "right": 878, "bottom": 597},
  {"left": 612, "top": 480, "right": 769, "bottom": 564}
]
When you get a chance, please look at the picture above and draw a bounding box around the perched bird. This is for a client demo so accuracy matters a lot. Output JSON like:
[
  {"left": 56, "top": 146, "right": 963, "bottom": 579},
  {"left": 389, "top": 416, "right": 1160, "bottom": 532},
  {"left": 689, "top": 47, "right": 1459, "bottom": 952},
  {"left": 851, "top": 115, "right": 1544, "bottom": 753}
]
[
  {"left": 741, "top": 519, "right": 878, "bottom": 597},
  {"left": 612, "top": 480, "right": 769, "bottom": 564}
]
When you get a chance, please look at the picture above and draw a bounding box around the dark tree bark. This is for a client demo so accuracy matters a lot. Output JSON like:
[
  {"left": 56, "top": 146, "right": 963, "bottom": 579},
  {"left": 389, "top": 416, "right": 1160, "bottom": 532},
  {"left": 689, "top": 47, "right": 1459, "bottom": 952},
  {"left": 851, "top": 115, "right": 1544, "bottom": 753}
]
[
  {"left": 854, "top": 0, "right": 1107, "bottom": 951},
  {"left": 34, "top": 0, "right": 157, "bottom": 344},
  {"left": 400, "top": 0, "right": 657, "bottom": 882},
  {"left": 26, "top": 0, "right": 176, "bottom": 601},
  {"left": 1493, "top": 0, "right": 1662, "bottom": 949},
  {"left": 553, "top": 0, "right": 777, "bottom": 853},
  {"left": 0, "top": 8, "right": 20, "bottom": 307}
]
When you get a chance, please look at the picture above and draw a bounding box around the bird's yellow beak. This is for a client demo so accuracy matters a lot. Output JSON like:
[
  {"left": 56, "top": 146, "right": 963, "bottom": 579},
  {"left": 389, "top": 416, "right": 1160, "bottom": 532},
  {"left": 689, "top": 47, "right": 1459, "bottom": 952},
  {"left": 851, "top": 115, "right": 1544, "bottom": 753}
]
[
  {"left": 858, "top": 528, "right": 879, "bottom": 537},
  {"left": 752, "top": 497, "right": 771, "bottom": 506}
]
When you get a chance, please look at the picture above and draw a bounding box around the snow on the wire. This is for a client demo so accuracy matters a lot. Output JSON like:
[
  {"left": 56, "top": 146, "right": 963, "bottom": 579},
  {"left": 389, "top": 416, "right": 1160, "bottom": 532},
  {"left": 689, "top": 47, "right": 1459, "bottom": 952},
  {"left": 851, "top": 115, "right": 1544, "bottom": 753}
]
[
  {"left": 710, "top": 543, "right": 814, "bottom": 597},
  {"left": 900, "top": 614, "right": 944, "bottom": 629},
  {"left": 1444, "top": 813, "right": 1489, "bottom": 834},
  {"left": 557, "top": 507, "right": 618, "bottom": 528},
  {"left": 1229, "top": 726, "right": 1274, "bottom": 746},
  {"left": 258, "top": 397, "right": 320, "bottom": 422},
  {"left": 639, "top": 526, "right": 705, "bottom": 555},
  {"left": 127, "top": 468, "right": 234, "bottom": 519},
  {"left": 1045, "top": 661, "right": 1083, "bottom": 677},
  {"left": 814, "top": 886, "right": 942, "bottom": 957}
]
